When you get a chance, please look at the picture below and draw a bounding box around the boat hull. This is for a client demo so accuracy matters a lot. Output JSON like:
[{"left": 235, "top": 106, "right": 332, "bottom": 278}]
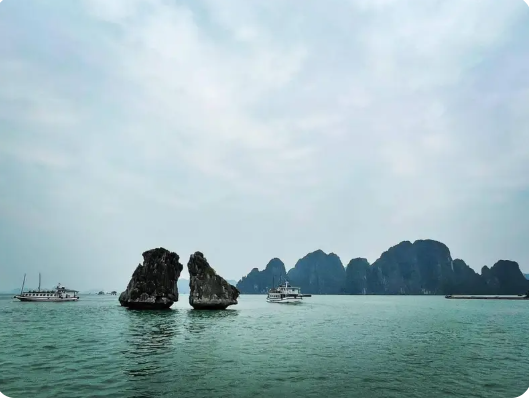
[
  {"left": 14, "top": 296, "right": 79, "bottom": 302},
  {"left": 266, "top": 298, "right": 303, "bottom": 304}
]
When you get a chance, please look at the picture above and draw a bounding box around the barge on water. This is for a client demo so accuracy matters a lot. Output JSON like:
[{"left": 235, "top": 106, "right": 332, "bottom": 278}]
[{"left": 445, "top": 291, "right": 529, "bottom": 300}]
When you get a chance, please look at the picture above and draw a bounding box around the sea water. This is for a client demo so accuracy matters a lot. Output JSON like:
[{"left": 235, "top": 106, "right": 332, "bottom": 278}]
[{"left": 0, "top": 294, "right": 527, "bottom": 398}]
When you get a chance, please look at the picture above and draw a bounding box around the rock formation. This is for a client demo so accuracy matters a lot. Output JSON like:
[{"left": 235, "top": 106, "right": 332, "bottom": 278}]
[
  {"left": 450, "top": 259, "right": 488, "bottom": 294},
  {"left": 481, "top": 260, "right": 529, "bottom": 294},
  {"left": 346, "top": 240, "right": 529, "bottom": 295},
  {"left": 119, "top": 248, "right": 183, "bottom": 309},
  {"left": 344, "top": 258, "right": 370, "bottom": 294},
  {"left": 236, "top": 258, "right": 287, "bottom": 294},
  {"left": 361, "top": 240, "right": 456, "bottom": 294},
  {"left": 188, "top": 251, "right": 240, "bottom": 309},
  {"left": 237, "top": 239, "right": 529, "bottom": 295},
  {"left": 286, "top": 250, "right": 346, "bottom": 294}
]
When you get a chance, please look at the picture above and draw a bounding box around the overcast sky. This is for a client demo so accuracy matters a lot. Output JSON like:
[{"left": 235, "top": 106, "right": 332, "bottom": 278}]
[{"left": 1, "top": 0, "right": 528, "bottom": 291}]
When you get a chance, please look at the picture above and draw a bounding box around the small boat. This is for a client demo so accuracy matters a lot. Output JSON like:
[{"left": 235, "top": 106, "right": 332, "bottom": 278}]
[
  {"left": 266, "top": 280, "right": 310, "bottom": 304},
  {"left": 13, "top": 273, "right": 79, "bottom": 302}
]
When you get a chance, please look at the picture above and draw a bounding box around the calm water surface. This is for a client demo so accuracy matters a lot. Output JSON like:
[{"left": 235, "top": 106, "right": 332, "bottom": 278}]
[{"left": 0, "top": 294, "right": 527, "bottom": 398}]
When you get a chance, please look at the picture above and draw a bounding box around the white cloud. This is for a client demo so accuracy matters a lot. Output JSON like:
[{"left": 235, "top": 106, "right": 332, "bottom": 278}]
[{"left": 1, "top": 0, "right": 529, "bottom": 289}]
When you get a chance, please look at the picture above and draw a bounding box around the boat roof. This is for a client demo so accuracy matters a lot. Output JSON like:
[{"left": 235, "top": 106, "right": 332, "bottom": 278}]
[
  {"left": 61, "top": 288, "right": 78, "bottom": 292},
  {"left": 24, "top": 288, "right": 79, "bottom": 293}
]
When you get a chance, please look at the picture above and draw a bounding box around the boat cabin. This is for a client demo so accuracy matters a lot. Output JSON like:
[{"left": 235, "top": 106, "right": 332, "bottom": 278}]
[
  {"left": 20, "top": 283, "right": 79, "bottom": 299},
  {"left": 268, "top": 281, "right": 301, "bottom": 300}
]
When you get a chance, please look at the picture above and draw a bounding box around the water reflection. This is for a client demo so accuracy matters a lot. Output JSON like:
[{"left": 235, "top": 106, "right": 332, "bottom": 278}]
[
  {"left": 122, "top": 309, "right": 181, "bottom": 379},
  {"left": 185, "top": 309, "right": 239, "bottom": 334}
]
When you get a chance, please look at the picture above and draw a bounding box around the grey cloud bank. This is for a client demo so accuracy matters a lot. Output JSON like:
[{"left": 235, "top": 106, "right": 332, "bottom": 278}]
[{"left": 1, "top": 0, "right": 528, "bottom": 292}]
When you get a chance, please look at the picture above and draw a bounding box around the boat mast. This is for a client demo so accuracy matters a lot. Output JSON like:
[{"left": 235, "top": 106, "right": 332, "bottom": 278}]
[
  {"left": 20, "top": 273, "right": 26, "bottom": 295},
  {"left": 38, "top": 273, "right": 41, "bottom": 292}
]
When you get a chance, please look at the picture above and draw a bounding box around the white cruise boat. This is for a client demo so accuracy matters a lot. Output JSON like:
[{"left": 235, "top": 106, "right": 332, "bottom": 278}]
[
  {"left": 266, "top": 281, "right": 311, "bottom": 304},
  {"left": 13, "top": 274, "right": 80, "bottom": 302}
]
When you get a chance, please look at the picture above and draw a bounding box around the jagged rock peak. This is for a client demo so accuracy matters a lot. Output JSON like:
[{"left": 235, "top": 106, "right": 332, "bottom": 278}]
[
  {"left": 188, "top": 251, "right": 240, "bottom": 310},
  {"left": 306, "top": 249, "right": 331, "bottom": 257},
  {"left": 490, "top": 260, "right": 520, "bottom": 271},
  {"left": 287, "top": 249, "right": 346, "bottom": 294},
  {"left": 236, "top": 257, "right": 287, "bottom": 294},
  {"left": 413, "top": 239, "right": 450, "bottom": 249},
  {"left": 347, "top": 257, "right": 370, "bottom": 266},
  {"left": 344, "top": 258, "right": 371, "bottom": 295},
  {"left": 119, "top": 247, "right": 183, "bottom": 310},
  {"left": 265, "top": 258, "right": 285, "bottom": 270},
  {"left": 481, "top": 260, "right": 529, "bottom": 294}
]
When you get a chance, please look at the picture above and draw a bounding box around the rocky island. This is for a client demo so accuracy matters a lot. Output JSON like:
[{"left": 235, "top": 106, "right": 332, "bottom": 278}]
[
  {"left": 119, "top": 248, "right": 239, "bottom": 310},
  {"left": 236, "top": 239, "right": 529, "bottom": 296},
  {"left": 236, "top": 258, "right": 287, "bottom": 294},
  {"left": 119, "top": 248, "right": 183, "bottom": 309},
  {"left": 188, "top": 251, "right": 240, "bottom": 310}
]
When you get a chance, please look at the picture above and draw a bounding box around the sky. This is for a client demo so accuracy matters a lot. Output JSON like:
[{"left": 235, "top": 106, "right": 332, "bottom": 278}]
[{"left": 1, "top": 0, "right": 529, "bottom": 292}]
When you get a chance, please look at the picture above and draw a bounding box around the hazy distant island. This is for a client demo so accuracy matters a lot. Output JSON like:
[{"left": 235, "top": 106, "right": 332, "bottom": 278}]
[{"left": 236, "top": 239, "right": 529, "bottom": 296}]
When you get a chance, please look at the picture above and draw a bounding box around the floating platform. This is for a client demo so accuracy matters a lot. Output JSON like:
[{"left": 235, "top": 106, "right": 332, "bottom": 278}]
[{"left": 445, "top": 295, "right": 529, "bottom": 300}]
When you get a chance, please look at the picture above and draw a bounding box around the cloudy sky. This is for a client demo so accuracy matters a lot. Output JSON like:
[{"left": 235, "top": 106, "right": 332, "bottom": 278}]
[{"left": 1, "top": 0, "right": 528, "bottom": 291}]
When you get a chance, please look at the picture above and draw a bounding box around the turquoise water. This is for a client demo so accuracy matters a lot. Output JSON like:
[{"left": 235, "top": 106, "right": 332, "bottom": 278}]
[{"left": 0, "top": 294, "right": 527, "bottom": 398}]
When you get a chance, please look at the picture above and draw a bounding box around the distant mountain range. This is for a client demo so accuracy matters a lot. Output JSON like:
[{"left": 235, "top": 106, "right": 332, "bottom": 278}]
[{"left": 237, "top": 239, "right": 529, "bottom": 295}]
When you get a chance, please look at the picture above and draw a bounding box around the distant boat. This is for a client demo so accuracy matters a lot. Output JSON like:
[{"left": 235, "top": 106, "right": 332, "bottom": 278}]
[
  {"left": 13, "top": 273, "right": 79, "bottom": 302},
  {"left": 266, "top": 280, "right": 311, "bottom": 304}
]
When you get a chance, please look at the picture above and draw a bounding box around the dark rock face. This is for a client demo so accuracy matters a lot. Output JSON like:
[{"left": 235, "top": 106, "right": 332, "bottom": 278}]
[
  {"left": 363, "top": 240, "right": 456, "bottom": 294},
  {"left": 236, "top": 258, "right": 287, "bottom": 294},
  {"left": 237, "top": 239, "right": 529, "bottom": 295},
  {"left": 481, "top": 260, "right": 529, "bottom": 294},
  {"left": 344, "top": 258, "right": 370, "bottom": 294},
  {"left": 119, "top": 248, "right": 183, "bottom": 309},
  {"left": 188, "top": 251, "right": 240, "bottom": 309},
  {"left": 349, "top": 240, "right": 527, "bottom": 295},
  {"left": 287, "top": 250, "right": 345, "bottom": 294},
  {"left": 451, "top": 259, "right": 488, "bottom": 294}
]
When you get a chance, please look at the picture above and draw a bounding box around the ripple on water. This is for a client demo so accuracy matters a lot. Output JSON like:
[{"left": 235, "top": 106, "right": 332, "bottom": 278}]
[{"left": 0, "top": 295, "right": 528, "bottom": 397}]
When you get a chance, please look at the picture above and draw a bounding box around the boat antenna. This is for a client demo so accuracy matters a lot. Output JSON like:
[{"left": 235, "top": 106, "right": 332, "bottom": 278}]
[
  {"left": 38, "top": 273, "right": 41, "bottom": 292},
  {"left": 20, "top": 273, "right": 26, "bottom": 295}
]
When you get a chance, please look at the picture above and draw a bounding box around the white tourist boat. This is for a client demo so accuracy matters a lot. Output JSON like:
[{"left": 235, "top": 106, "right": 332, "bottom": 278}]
[
  {"left": 13, "top": 274, "right": 80, "bottom": 302},
  {"left": 266, "top": 281, "right": 311, "bottom": 304}
]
